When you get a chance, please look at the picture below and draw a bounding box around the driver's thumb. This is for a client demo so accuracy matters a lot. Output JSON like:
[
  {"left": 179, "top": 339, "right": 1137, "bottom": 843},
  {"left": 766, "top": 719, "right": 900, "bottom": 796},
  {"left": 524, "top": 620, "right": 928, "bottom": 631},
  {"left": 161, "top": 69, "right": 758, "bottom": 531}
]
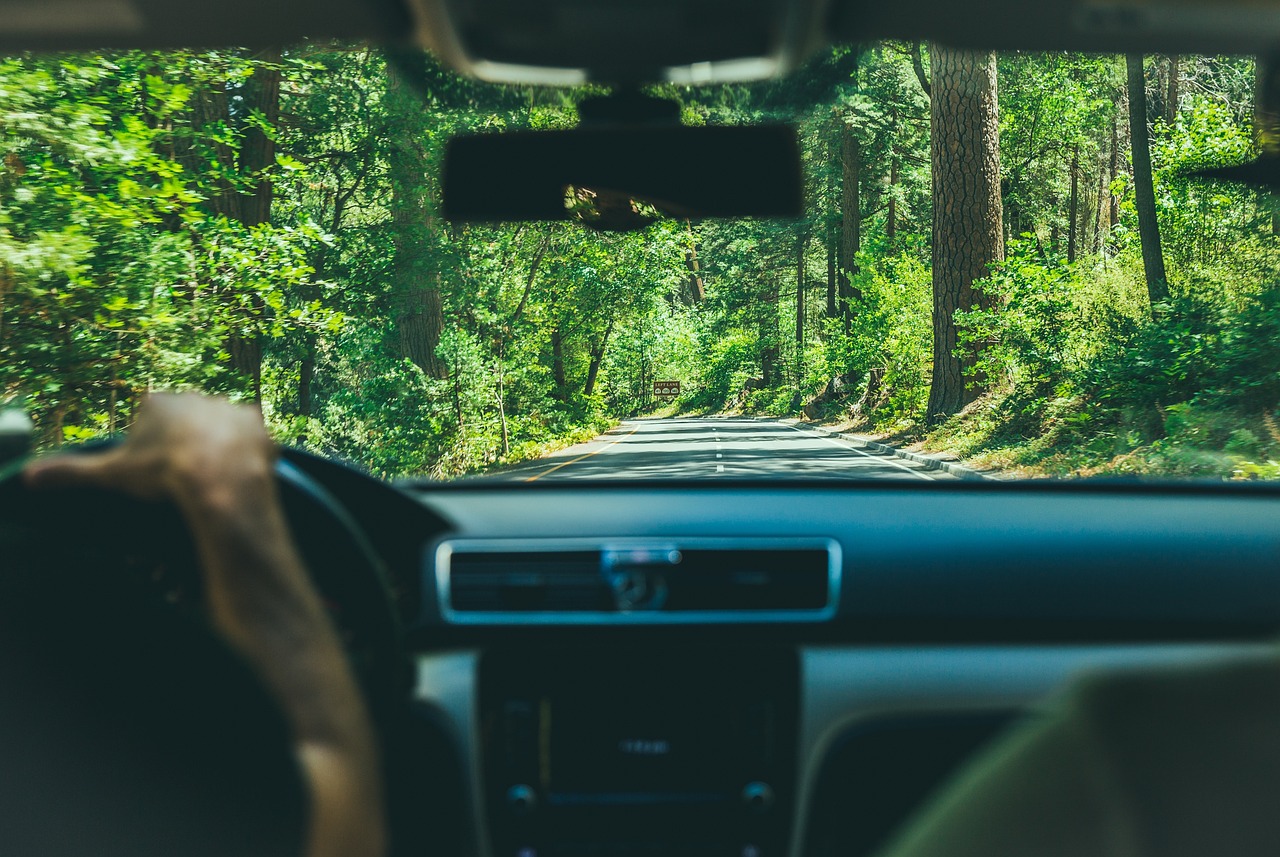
[{"left": 24, "top": 451, "right": 120, "bottom": 491}]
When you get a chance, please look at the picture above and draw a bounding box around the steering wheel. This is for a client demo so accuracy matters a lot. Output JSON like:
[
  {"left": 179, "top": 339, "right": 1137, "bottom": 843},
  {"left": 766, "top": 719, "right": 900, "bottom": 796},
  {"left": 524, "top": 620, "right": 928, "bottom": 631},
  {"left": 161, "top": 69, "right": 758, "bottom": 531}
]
[{"left": 0, "top": 443, "right": 405, "bottom": 724}]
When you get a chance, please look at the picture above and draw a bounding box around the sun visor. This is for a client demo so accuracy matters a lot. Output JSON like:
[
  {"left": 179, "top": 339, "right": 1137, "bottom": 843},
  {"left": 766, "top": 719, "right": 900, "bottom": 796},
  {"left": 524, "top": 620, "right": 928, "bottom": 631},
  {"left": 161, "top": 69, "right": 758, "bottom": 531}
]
[
  {"left": 832, "top": 0, "right": 1280, "bottom": 54},
  {"left": 0, "top": 0, "right": 411, "bottom": 52}
]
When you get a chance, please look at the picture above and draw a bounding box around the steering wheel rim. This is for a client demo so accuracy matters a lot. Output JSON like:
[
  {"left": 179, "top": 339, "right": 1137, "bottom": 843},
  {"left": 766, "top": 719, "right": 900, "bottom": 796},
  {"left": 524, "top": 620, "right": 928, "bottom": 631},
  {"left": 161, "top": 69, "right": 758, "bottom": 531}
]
[{"left": 0, "top": 442, "right": 405, "bottom": 722}]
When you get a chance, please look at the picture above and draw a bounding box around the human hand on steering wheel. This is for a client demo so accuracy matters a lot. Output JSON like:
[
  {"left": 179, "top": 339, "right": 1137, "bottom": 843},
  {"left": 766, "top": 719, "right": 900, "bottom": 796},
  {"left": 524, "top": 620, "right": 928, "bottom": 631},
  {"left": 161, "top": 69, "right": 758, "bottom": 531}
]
[
  {"left": 26, "top": 392, "right": 279, "bottom": 513},
  {"left": 25, "top": 393, "right": 388, "bottom": 857}
]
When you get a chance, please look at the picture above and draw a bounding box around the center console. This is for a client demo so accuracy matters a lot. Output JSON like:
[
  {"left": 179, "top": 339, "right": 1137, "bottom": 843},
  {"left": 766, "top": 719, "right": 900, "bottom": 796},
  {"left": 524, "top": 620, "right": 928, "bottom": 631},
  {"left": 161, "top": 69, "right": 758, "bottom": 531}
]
[{"left": 479, "top": 647, "right": 799, "bottom": 857}]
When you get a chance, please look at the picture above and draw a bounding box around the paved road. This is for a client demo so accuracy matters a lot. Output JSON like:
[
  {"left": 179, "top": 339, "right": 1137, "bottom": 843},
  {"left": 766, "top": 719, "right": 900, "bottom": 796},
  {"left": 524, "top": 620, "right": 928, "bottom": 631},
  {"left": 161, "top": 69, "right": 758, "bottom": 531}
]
[{"left": 495, "top": 417, "right": 959, "bottom": 482}]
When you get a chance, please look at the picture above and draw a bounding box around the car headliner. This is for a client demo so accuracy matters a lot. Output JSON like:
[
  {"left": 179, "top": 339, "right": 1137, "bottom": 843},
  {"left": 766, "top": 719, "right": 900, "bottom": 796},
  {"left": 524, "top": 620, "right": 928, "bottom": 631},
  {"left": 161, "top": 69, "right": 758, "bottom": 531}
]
[{"left": 3, "top": 0, "right": 1279, "bottom": 80}]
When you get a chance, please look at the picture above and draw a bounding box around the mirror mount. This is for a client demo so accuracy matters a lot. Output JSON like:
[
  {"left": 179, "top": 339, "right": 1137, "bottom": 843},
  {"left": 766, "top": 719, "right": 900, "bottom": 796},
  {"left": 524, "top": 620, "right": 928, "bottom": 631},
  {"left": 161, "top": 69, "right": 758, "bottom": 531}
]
[{"left": 577, "top": 91, "right": 682, "bottom": 127}]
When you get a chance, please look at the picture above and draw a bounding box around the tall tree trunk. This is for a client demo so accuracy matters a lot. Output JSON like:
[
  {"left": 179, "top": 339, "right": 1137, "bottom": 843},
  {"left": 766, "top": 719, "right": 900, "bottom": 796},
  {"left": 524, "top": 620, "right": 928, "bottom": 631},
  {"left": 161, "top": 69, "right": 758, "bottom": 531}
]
[
  {"left": 107, "top": 357, "right": 119, "bottom": 434},
  {"left": 1110, "top": 102, "right": 1122, "bottom": 229},
  {"left": 926, "top": 46, "right": 1005, "bottom": 423},
  {"left": 583, "top": 319, "right": 614, "bottom": 396},
  {"left": 759, "top": 280, "right": 780, "bottom": 387},
  {"left": 826, "top": 129, "right": 839, "bottom": 319},
  {"left": 232, "top": 50, "right": 280, "bottom": 401},
  {"left": 551, "top": 328, "right": 567, "bottom": 398},
  {"left": 237, "top": 50, "right": 281, "bottom": 228},
  {"left": 887, "top": 149, "right": 900, "bottom": 248},
  {"left": 1166, "top": 55, "right": 1180, "bottom": 126},
  {"left": 1095, "top": 154, "right": 1108, "bottom": 254},
  {"left": 911, "top": 42, "right": 932, "bottom": 97},
  {"left": 826, "top": 219, "right": 838, "bottom": 318},
  {"left": 510, "top": 230, "right": 552, "bottom": 329},
  {"left": 1068, "top": 144, "right": 1080, "bottom": 263},
  {"left": 187, "top": 49, "right": 281, "bottom": 402},
  {"left": 795, "top": 232, "right": 806, "bottom": 384},
  {"left": 1127, "top": 54, "right": 1170, "bottom": 307},
  {"left": 386, "top": 56, "right": 448, "bottom": 379},
  {"left": 683, "top": 220, "right": 705, "bottom": 304},
  {"left": 294, "top": 345, "right": 315, "bottom": 445},
  {"left": 0, "top": 264, "right": 10, "bottom": 350},
  {"left": 839, "top": 121, "right": 861, "bottom": 330},
  {"left": 495, "top": 351, "right": 510, "bottom": 458},
  {"left": 298, "top": 349, "right": 315, "bottom": 418}
]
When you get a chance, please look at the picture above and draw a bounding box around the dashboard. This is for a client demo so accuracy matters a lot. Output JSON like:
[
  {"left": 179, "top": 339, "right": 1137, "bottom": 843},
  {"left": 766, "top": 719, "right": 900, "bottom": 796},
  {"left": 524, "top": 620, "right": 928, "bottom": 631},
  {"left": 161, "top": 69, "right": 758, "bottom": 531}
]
[{"left": 295, "top": 463, "right": 1280, "bottom": 857}]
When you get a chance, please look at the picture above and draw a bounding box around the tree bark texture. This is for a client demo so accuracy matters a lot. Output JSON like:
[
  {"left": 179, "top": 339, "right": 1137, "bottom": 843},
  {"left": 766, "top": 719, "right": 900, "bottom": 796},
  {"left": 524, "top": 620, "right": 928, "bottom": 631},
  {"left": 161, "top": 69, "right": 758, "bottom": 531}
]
[
  {"left": 926, "top": 46, "right": 1005, "bottom": 422},
  {"left": 1126, "top": 54, "right": 1170, "bottom": 307},
  {"left": 387, "top": 57, "right": 448, "bottom": 379}
]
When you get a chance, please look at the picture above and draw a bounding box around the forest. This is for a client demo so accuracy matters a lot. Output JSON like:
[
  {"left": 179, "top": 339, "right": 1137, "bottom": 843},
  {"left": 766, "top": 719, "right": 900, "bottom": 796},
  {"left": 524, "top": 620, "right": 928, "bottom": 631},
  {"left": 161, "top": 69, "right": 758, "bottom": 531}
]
[{"left": 0, "top": 43, "right": 1277, "bottom": 480}]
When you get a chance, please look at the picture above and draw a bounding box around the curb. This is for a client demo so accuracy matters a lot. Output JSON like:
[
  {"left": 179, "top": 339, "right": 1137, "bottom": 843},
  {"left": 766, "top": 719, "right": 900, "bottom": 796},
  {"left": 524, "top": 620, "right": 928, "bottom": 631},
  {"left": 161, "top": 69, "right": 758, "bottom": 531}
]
[{"left": 788, "top": 420, "right": 993, "bottom": 481}]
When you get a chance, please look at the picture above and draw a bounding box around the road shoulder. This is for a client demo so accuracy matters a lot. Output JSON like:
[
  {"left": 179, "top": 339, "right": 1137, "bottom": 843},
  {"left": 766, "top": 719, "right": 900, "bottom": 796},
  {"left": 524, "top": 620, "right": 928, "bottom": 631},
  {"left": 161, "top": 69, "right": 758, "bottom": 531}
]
[{"left": 781, "top": 418, "right": 995, "bottom": 481}]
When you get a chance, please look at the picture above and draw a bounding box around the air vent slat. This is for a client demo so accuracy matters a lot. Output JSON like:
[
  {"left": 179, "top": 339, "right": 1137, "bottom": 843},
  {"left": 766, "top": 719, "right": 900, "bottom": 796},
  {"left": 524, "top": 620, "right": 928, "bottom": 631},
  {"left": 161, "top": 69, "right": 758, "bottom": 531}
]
[{"left": 448, "top": 549, "right": 609, "bottom": 613}]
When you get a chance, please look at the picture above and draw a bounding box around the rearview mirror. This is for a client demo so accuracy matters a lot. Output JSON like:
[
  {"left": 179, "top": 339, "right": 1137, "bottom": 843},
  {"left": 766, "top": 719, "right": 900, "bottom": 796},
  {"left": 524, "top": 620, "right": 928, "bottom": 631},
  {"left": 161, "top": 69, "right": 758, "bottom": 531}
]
[{"left": 442, "top": 124, "right": 803, "bottom": 231}]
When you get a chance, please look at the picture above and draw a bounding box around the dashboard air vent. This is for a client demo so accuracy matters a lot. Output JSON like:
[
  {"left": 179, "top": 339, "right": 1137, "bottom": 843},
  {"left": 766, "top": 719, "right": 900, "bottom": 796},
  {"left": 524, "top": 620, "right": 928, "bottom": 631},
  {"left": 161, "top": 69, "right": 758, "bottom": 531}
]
[{"left": 435, "top": 538, "right": 840, "bottom": 624}]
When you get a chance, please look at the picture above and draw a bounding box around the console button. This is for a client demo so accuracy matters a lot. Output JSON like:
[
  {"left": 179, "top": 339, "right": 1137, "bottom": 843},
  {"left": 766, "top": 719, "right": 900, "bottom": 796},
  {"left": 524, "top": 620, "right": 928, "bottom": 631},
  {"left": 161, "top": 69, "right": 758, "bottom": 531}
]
[
  {"left": 507, "top": 784, "right": 538, "bottom": 816},
  {"left": 741, "top": 781, "right": 774, "bottom": 814}
]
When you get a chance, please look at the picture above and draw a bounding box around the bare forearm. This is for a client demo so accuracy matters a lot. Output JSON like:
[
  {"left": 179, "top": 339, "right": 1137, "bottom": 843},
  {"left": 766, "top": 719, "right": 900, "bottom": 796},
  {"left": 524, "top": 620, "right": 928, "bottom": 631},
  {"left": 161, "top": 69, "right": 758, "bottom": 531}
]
[
  {"left": 178, "top": 478, "right": 386, "bottom": 857},
  {"left": 25, "top": 394, "right": 388, "bottom": 857}
]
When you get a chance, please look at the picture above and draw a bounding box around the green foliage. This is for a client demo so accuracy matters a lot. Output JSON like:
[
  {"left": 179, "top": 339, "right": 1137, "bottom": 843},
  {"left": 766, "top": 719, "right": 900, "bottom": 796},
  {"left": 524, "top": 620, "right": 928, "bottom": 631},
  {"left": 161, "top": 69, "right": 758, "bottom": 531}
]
[{"left": 2, "top": 43, "right": 1278, "bottom": 482}]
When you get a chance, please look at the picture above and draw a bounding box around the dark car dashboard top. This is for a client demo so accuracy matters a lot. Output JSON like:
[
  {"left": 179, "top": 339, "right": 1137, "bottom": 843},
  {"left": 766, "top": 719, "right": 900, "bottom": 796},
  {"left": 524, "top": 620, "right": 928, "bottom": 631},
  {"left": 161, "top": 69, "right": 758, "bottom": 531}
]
[{"left": 405, "top": 481, "right": 1280, "bottom": 641}]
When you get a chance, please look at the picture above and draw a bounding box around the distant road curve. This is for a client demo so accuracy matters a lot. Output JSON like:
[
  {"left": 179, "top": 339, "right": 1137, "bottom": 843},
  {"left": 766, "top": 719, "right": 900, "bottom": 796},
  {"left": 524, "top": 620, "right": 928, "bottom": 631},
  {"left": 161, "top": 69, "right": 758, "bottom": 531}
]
[{"left": 492, "top": 417, "right": 960, "bottom": 482}]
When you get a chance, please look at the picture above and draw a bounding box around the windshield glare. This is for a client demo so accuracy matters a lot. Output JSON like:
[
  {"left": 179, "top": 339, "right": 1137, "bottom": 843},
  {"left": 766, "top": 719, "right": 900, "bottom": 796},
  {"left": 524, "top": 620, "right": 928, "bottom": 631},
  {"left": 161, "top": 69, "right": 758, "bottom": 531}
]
[{"left": 0, "top": 47, "right": 1275, "bottom": 483}]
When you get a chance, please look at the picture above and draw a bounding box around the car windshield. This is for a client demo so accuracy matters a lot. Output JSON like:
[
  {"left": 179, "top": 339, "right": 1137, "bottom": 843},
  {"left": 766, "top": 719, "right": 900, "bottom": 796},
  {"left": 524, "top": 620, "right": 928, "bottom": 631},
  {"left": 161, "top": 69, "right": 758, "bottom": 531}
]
[{"left": 0, "top": 46, "right": 1275, "bottom": 483}]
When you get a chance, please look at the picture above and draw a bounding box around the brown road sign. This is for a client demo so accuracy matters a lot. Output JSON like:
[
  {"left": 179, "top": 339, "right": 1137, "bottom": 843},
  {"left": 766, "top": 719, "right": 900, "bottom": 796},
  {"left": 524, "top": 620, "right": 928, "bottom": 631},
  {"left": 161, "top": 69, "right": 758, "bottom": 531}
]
[{"left": 653, "top": 380, "right": 681, "bottom": 401}]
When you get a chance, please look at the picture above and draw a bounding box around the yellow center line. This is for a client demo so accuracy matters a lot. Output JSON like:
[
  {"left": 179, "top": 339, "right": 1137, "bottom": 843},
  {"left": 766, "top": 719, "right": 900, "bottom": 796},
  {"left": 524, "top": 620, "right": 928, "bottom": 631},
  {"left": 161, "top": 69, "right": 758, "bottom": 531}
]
[{"left": 524, "top": 424, "right": 640, "bottom": 482}]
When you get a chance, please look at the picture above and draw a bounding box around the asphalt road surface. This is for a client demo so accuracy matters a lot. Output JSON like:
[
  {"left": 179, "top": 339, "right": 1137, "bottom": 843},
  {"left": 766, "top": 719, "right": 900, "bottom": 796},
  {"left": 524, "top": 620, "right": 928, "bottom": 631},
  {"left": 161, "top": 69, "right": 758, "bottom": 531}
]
[{"left": 495, "top": 417, "right": 960, "bottom": 482}]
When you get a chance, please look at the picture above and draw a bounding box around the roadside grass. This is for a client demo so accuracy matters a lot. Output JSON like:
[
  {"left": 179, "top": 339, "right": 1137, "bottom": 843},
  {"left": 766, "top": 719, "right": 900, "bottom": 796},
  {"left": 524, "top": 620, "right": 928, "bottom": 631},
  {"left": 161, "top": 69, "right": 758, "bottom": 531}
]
[
  {"left": 812, "top": 387, "right": 1280, "bottom": 481},
  {"left": 723, "top": 373, "right": 1280, "bottom": 481},
  {"left": 462, "top": 417, "right": 617, "bottom": 479}
]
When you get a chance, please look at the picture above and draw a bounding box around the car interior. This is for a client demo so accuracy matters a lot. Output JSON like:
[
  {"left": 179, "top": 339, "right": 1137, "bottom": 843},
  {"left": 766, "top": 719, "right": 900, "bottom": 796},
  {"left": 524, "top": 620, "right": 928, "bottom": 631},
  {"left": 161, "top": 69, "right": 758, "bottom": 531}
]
[{"left": 4, "top": 1, "right": 1280, "bottom": 856}]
